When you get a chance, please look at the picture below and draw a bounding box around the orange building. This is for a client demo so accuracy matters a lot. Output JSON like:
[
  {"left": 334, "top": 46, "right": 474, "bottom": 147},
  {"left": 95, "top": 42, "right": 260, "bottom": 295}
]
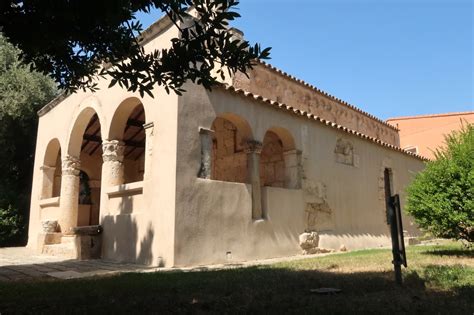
[{"left": 387, "top": 111, "right": 474, "bottom": 160}]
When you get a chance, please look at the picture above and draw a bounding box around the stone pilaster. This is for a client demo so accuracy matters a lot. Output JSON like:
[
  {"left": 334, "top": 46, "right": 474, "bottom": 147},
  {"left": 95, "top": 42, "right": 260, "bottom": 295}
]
[
  {"left": 40, "top": 165, "right": 56, "bottom": 199},
  {"left": 198, "top": 127, "right": 215, "bottom": 179},
  {"left": 101, "top": 140, "right": 125, "bottom": 187},
  {"left": 245, "top": 140, "right": 263, "bottom": 219},
  {"left": 59, "top": 155, "right": 81, "bottom": 234},
  {"left": 143, "top": 122, "right": 154, "bottom": 180},
  {"left": 283, "top": 149, "right": 302, "bottom": 189}
]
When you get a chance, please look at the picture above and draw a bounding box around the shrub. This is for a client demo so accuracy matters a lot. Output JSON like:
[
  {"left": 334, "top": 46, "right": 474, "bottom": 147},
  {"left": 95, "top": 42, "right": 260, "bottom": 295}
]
[
  {"left": 406, "top": 124, "right": 473, "bottom": 243},
  {"left": 0, "top": 206, "right": 23, "bottom": 247}
]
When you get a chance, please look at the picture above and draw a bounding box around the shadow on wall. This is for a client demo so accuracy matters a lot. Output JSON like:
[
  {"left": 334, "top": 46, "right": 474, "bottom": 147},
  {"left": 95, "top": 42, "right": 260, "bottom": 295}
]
[{"left": 101, "top": 189, "right": 158, "bottom": 266}]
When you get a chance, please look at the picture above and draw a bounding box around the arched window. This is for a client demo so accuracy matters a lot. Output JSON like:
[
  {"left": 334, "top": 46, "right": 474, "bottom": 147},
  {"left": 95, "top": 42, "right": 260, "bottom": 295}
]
[
  {"left": 41, "top": 139, "right": 62, "bottom": 199},
  {"left": 210, "top": 114, "right": 252, "bottom": 183},
  {"left": 109, "top": 98, "right": 146, "bottom": 184},
  {"left": 260, "top": 127, "right": 300, "bottom": 189},
  {"left": 260, "top": 131, "right": 285, "bottom": 187},
  {"left": 66, "top": 108, "right": 104, "bottom": 228}
]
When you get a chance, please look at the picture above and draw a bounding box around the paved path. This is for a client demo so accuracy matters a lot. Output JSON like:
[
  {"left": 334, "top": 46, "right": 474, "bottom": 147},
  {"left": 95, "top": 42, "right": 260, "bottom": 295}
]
[
  {"left": 0, "top": 247, "right": 152, "bottom": 282},
  {"left": 0, "top": 246, "right": 344, "bottom": 282}
]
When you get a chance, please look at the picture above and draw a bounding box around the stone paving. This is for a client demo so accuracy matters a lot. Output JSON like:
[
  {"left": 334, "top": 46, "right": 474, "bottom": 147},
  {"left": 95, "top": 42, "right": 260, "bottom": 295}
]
[
  {"left": 0, "top": 246, "right": 344, "bottom": 282},
  {"left": 0, "top": 247, "right": 152, "bottom": 282}
]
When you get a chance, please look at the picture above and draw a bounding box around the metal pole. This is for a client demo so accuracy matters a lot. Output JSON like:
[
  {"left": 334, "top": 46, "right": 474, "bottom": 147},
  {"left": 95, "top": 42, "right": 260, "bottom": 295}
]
[{"left": 384, "top": 168, "right": 403, "bottom": 285}]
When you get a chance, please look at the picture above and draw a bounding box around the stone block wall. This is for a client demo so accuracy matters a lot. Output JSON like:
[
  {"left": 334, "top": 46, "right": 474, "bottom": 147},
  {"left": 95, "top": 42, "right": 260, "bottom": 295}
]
[
  {"left": 260, "top": 131, "right": 285, "bottom": 187},
  {"left": 211, "top": 117, "right": 248, "bottom": 183}
]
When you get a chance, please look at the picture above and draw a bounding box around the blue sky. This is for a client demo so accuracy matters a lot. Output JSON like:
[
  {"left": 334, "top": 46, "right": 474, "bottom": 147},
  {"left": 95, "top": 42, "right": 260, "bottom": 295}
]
[{"left": 137, "top": 0, "right": 473, "bottom": 120}]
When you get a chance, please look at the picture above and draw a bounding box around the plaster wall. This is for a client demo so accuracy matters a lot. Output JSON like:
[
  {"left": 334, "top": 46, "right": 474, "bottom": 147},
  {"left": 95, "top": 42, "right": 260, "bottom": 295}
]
[{"left": 174, "top": 84, "right": 425, "bottom": 267}]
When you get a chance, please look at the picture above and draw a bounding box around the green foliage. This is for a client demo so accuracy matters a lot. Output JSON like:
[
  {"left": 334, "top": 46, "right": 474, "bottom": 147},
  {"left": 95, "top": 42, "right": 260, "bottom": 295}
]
[
  {"left": 0, "top": 34, "right": 57, "bottom": 246},
  {"left": 406, "top": 124, "right": 474, "bottom": 243},
  {"left": 0, "top": 206, "right": 23, "bottom": 247},
  {"left": 0, "top": 0, "right": 271, "bottom": 97}
]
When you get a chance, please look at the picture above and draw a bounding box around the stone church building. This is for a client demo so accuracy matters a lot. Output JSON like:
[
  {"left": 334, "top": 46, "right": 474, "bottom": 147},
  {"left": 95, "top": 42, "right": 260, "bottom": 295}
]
[{"left": 27, "top": 16, "right": 426, "bottom": 267}]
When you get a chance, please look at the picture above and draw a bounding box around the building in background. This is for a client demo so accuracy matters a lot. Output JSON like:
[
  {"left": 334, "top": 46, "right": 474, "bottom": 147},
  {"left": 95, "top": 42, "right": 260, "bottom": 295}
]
[{"left": 387, "top": 111, "right": 474, "bottom": 160}]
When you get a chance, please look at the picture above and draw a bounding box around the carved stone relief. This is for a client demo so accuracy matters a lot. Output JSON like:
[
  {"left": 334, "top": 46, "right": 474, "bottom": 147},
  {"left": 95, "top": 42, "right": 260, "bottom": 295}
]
[
  {"left": 334, "top": 138, "right": 358, "bottom": 166},
  {"left": 302, "top": 179, "right": 334, "bottom": 232},
  {"left": 231, "top": 65, "right": 400, "bottom": 146}
]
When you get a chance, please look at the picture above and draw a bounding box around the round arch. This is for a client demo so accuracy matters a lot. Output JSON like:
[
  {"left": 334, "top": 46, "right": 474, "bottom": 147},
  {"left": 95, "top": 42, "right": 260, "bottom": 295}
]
[
  {"left": 41, "top": 138, "right": 62, "bottom": 199},
  {"left": 214, "top": 112, "right": 253, "bottom": 141},
  {"left": 210, "top": 113, "right": 254, "bottom": 183},
  {"left": 67, "top": 106, "right": 105, "bottom": 157},
  {"left": 265, "top": 127, "right": 296, "bottom": 151},
  {"left": 108, "top": 97, "right": 146, "bottom": 141},
  {"left": 260, "top": 127, "right": 299, "bottom": 188},
  {"left": 43, "top": 138, "right": 61, "bottom": 167}
]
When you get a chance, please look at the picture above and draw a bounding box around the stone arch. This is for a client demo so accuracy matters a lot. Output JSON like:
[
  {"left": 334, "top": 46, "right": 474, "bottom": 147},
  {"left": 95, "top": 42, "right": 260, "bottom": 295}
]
[
  {"left": 41, "top": 138, "right": 62, "bottom": 199},
  {"left": 60, "top": 105, "right": 104, "bottom": 232},
  {"left": 67, "top": 106, "right": 105, "bottom": 158},
  {"left": 210, "top": 113, "right": 254, "bottom": 183},
  {"left": 260, "top": 127, "right": 300, "bottom": 188},
  {"left": 108, "top": 97, "right": 146, "bottom": 141},
  {"left": 43, "top": 138, "right": 61, "bottom": 167},
  {"left": 266, "top": 127, "right": 296, "bottom": 151},
  {"left": 108, "top": 97, "right": 147, "bottom": 183}
]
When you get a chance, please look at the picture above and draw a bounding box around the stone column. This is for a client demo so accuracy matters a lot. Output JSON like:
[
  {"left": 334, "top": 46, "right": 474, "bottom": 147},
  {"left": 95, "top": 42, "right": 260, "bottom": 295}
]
[
  {"left": 59, "top": 155, "right": 80, "bottom": 234},
  {"left": 40, "top": 165, "right": 56, "bottom": 199},
  {"left": 143, "top": 122, "right": 154, "bottom": 180},
  {"left": 198, "top": 127, "right": 215, "bottom": 179},
  {"left": 283, "top": 149, "right": 302, "bottom": 189},
  {"left": 100, "top": 140, "right": 125, "bottom": 217},
  {"left": 102, "top": 140, "right": 125, "bottom": 187},
  {"left": 245, "top": 140, "right": 263, "bottom": 219}
]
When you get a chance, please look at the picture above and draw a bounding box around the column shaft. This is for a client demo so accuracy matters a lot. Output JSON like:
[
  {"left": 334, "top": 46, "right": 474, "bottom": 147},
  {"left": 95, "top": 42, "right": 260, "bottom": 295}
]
[
  {"left": 246, "top": 140, "right": 263, "bottom": 219},
  {"left": 143, "top": 122, "right": 154, "bottom": 180},
  {"left": 100, "top": 140, "right": 125, "bottom": 216},
  {"left": 59, "top": 156, "right": 80, "bottom": 234},
  {"left": 102, "top": 140, "right": 125, "bottom": 186},
  {"left": 198, "top": 127, "right": 215, "bottom": 179}
]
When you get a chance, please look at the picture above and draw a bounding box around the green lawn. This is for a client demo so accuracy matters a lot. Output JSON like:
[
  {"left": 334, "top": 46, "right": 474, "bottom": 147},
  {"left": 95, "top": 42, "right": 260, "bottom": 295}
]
[{"left": 0, "top": 242, "right": 473, "bottom": 314}]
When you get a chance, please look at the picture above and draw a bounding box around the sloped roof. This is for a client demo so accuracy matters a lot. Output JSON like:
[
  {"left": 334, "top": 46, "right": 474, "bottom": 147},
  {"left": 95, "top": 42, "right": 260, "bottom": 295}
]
[
  {"left": 220, "top": 85, "right": 428, "bottom": 161},
  {"left": 256, "top": 60, "right": 399, "bottom": 132}
]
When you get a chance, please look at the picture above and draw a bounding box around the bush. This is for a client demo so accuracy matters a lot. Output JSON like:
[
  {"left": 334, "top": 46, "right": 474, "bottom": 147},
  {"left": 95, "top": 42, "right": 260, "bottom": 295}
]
[
  {"left": 0, "top": 34, "right": 57, "bottom": 246},
  {"left": 0, "top": 206, "right": 23, "bottom": 247},
  {"left": 406, "top": 124, "right": 473, "bottom": 243}
]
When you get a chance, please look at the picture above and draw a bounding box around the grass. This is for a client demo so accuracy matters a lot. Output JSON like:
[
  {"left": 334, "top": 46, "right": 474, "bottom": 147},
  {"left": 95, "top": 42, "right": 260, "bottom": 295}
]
[{"left": 0, "top": 241, "right": 472, "bottom": 314}]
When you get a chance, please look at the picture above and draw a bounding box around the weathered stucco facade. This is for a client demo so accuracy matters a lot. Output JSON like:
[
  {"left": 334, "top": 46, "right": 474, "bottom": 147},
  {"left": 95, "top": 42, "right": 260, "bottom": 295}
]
[{"left": 27, "top": 16, "right": 426, "bottom": 267}]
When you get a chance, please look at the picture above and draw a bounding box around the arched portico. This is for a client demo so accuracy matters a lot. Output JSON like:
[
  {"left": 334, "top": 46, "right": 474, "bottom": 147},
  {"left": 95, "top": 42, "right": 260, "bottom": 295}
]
[
  {"left": 59, "top": 107, "right": 104, "bottom": 233},
  {"left": 198, "top": 113, "right": 265, "bottom": 219},
  {"left": 103, "top": 97, "right": 147, "bottom": 189},
  {"left": 260, "top": 127, "right": 301, "bottom": 189}
]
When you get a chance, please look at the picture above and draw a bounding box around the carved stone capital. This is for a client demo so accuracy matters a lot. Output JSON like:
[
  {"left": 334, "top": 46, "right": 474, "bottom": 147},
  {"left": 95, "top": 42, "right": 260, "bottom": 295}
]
[
  {"left": 62, "top": 155, "right": 81, "bottom": 176},
  {"left": 244, "top": 140, "right": 263, "bottom": 154},
  {"left": 102, "top": 140, "right": 125, "bottom": 163}
]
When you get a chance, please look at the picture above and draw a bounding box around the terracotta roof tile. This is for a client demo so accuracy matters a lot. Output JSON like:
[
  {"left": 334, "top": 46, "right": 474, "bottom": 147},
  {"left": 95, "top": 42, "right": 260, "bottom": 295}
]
[
  {"left": 221, "top": 85, "right": 428, "bottom": 162},
  {"left": 256, "top": 60, "right": 399, "bottom": 131}
]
